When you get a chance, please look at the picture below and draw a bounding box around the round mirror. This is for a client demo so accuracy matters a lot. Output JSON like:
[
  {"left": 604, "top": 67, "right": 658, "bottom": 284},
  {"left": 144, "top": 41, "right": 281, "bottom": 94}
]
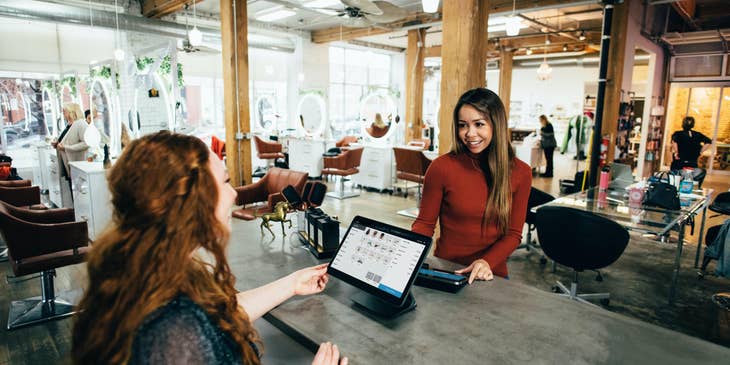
[
  {"left": 297, "top": 94, "right": 326, "bottom": 137},
  {"left": 255, "top": 95, "right": 276, "bottom": 133},
  {"left": 90, "top": 79, "right": 112, "bottom": 144},
  {"left": 360, "top": 93, "right": 397, "bottom": 141},
  {"left": 134, "top": 73, "right": 172, "bottom": 136}
]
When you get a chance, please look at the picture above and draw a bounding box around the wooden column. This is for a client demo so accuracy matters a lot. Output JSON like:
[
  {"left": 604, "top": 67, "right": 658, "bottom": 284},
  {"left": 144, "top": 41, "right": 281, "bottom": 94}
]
[
  {"left": 438, "top": 0, "right": 489, "bottom": 154},
  {"left": 405, "top": 28, "right": 426, "bottom": 143},
  {"left": 220, "top": 0, "right": 252, "bottom": 187},
  {"left": 600, "top": 1, "right": 629, "bottom": 167},
  {"left": 499, "top": 49, "right": 513, "bottom": 118}
]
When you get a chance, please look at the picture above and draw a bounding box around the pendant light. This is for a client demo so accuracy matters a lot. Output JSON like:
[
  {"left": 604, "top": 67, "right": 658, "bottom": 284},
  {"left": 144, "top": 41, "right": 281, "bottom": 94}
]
[
  {"left": 188, "top": 1, "right": 203, "bottom": 46},
  {"left": 537, "top": 35, "right": 552, "bottom": 81},
  {"left": 505, "top": 0, "right": 521, "bottom": 36},
  {"left": 113, "top": 0, "right": 124, "bottom": 60},
  {"left": 422, "top": 0, "right": 439, "bottom": 13}
]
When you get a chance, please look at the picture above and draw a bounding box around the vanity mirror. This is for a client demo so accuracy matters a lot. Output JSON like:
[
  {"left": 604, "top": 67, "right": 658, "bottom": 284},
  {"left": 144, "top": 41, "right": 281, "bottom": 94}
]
[
  {"left": 89, "top": 79, "right": 114, "bottom": 150},
  {"left": 254, "top": 95, "right": 277, "bottom": 133},
  {"left": 360, "top": 92, "right": 397, "bottom": 142},
  {"left": 297, "top": 93, "right": 326, "bottom": 137}
]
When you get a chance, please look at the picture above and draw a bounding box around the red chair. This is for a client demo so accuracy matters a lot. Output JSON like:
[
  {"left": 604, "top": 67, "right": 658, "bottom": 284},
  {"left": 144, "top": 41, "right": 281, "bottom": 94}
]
[
  {"left": 253, "top": 136, "right": 285, "bottom": 170},
  {"left": 232, "top": 167, "right": 308, "bottom": 220},
  {"left": 335, "top": 136, "right": 358, "bottom": 148},
  {"left": 393, "top": 147, "right": 432, "bottom": 217},
  {"left": 322, "top": 147, "right": 364, "bottom": 200},
  {"left": 0, "top": 201, "right": 88, "bottom": 329}
]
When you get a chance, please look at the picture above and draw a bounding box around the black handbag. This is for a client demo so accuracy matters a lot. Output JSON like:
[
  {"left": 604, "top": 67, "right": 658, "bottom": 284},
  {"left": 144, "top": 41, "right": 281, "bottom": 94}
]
[{"left": 643, "top": 177, "right": 680, "bottom": 211}]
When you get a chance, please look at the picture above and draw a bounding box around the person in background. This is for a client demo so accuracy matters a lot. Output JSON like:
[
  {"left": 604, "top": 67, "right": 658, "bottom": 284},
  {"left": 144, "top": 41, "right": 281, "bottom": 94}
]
[
  {"left": 412, "top": 88, "right": 532, "bottom": 283},
  {"left": 671, "top": 116, "right": 713, "bottom": 171},
  {"left": 57, "top": 103, "right": 87, "bottom": 179},
  {"left": 539, "top": 115, "right": 557, "bottom": 178},
  {"left": 72, "top": 132, "right": 346, "bottom": 365}
]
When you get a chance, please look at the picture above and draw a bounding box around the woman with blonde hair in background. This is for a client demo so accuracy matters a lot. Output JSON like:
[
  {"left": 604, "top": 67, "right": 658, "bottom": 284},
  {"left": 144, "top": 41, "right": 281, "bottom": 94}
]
[
  {"left": 57, "top": 102, "right": 88, "bottom": 178},
  {"left": 72, "top": 131, "right": 346, "bottom": 365}
]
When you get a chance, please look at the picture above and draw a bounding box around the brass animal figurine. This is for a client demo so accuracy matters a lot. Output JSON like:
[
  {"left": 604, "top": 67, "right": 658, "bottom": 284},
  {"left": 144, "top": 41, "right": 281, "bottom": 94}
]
[{"left": 258, "top": 201, "right": 293, "bottom": 237}]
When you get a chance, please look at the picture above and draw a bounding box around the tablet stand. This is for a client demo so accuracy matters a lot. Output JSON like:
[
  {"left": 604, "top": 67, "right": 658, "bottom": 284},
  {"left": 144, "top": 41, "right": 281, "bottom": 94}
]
[{"left": 350, "top": 291, "right": 416, "bottom": 318}]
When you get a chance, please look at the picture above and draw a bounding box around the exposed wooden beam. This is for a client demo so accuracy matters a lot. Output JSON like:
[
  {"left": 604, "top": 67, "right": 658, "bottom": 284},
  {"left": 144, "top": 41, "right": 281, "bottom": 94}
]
[
  {"left": 438, "top": 0, "right": 489, "bottom": 154},
  {"left": 424, "top": 45, "right": 441, "bottom": 58},
  {"left": 406, "top": 29, "right": 426, "bottom": 143},
  {"left": 311, "top": 13, "right": 440, "bottom": 44},
  {"left": 671, "top": 0, "right": 700, "bottom": 31},
  {"left": 142, "top": 0, "right": 202, "bottom": 18},
  {"left": 499, "top": 50, "right": 514, "bottom": 117},
  {"left": 220, "top": 0, "right": 252, "bottom": 187}
]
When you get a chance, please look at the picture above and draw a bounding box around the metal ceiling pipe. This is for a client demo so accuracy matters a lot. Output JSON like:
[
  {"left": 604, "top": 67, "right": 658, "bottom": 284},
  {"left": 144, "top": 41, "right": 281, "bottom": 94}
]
[{"left": 0, "top": 0, "right": 295, "bottom": 52}]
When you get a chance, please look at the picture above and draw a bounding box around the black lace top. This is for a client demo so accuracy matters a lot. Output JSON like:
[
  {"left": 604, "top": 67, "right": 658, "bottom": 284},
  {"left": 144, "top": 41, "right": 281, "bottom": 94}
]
[{"left": 129, "top": 295, "right": 258, "bottom": 365}]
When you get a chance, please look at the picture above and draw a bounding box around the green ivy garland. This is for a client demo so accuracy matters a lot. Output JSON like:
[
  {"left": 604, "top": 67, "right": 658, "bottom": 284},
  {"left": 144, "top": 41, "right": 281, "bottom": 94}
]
[
  {"left": 136, "top": 55, "right": 184, "bottom": 88},
  {"left": 42, "top": 80, "right": 60, "bottom": 96},
  {"left": 89, "top": 66, "right": 120, "bottom": 90},
  {"left": 61, "top": 76, "right": 77, "bottom": 97}
]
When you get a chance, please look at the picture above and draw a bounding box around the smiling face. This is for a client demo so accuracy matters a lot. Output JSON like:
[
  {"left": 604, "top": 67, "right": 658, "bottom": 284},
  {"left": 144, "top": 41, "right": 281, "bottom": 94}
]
[{"left": 457, "top": 104, "right": 493, "bottom": 155}]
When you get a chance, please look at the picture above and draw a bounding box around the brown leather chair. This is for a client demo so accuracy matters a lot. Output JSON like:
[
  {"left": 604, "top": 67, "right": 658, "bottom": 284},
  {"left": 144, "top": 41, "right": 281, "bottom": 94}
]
[
  {"left": 335, "top": 136, "right": 358, "bottom": 148},
  {"left": 0, "top": 201, "right": 88, "bottom": 329},
  {"left": 393, "top": 147, "right": 432, "bottom": 217},
  {"left": 253, "top": 136, "right": 285, "bottom": 169},
  {"left": 322, "top": 147, "right": 364, "bottom": 200},
  {"left": 0, "top": 181, "right": 47, "bottom": 210},
  {"left": 407, "top": 138, "right": 431, "bottom": 150},
  {"left": 232, "top": 167, "right": 308, "bottom": 220}
]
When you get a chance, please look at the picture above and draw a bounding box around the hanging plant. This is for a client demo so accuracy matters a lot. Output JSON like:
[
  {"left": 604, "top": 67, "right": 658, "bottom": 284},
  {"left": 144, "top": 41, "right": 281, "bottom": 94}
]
[
  {"left": 156, "top": 55, "right": 185, "bottom": 88},
  {"left": 299, "top": 88, "right": 326, "bottom": 99},
  {"left": 61, "top": 76, "right": 77, "bottom": 97},
  {"left": 42, "top": 80, "right": 61, "bottom": 96},
  {"left": 135, "top": 56, "right": 155, "bottom": 71}
]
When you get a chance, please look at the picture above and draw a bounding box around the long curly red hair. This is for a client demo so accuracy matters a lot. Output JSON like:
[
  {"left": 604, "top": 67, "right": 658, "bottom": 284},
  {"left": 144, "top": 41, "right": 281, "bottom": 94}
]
[{"left": 72, "top": 131, "right": 261, "bottom": 364}]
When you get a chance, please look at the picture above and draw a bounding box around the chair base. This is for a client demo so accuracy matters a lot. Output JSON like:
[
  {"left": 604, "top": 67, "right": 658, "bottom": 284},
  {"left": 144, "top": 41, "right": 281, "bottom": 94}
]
[
  {"left": 7, "top": 297, "right": 75, "bottom": 330},
  {"left": 397, "top": 207, "right": 419, "bottom": 218},
  {"left": 326, "top": 190, "right": 360, "bottom": 200},
  {"left": 554, "top": 280, "right": 609, "bottom": 307}
]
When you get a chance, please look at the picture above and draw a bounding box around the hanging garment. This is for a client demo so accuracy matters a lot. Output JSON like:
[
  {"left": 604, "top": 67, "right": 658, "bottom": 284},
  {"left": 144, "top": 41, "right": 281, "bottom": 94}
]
[
  {"left": 560, "top": 115, "right": 592, "bottom": 155},
  {"left": 705, "top": 218, "right": 730, "bottom": 278}
]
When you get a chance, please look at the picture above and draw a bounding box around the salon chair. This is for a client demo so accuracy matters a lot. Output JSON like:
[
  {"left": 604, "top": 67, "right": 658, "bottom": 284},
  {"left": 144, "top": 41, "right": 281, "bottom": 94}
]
[
  {"left": 0, "top": 181, "right": 47, "bottom": 210},
  {"left": 536, "top": 206, "right": 629, "bottom": 306},
  {"left": 336, "top": 136, "right": 359, "bottom": 149},
  {"left": 698, "top": 192, "right": 730, "bottom": 277},
  {"left": 322, "top": 147, "right": 364, "bottom": 200},
  {"left": 232, "top": 167, "right": 308, "bottom": 221},
  {"left": 0, "top": 201, "right": 88, "bottom": 329},
  {"left": 393, "top": 147, "right": 432, "bottom": 218},
  {"left": 407, "top": 139, "right": 431, "bottom": 150},
  {"left": 253, "top": 136, "right": 285, "bottom": 172},
  {"left": 516, "top": 188, "right": 555, "bottom": 263}
]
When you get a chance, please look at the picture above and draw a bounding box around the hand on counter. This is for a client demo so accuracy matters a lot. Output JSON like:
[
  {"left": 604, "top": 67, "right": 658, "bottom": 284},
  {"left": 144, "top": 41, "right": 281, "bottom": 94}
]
[
  {"left": 291, "top": 263, "right": 330, "bottom": 296},
  {"left": 455, "top": 259, "right": 493, "bottom": 284},
  {"left": 312, "top": 342, "right": 348, "bottom": 365}
]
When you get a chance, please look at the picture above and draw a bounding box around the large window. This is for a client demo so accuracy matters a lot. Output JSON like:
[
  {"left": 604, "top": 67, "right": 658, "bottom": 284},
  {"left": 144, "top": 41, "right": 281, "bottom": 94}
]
[{"left": 329, "top": 46, "right": 392, "bottom": 139}]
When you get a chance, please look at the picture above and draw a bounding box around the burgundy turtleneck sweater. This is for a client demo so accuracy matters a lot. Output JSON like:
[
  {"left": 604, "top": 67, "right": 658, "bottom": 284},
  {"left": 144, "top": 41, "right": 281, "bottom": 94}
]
[{"left": 412, "top": 152, "right": 532, "bottom": 278}]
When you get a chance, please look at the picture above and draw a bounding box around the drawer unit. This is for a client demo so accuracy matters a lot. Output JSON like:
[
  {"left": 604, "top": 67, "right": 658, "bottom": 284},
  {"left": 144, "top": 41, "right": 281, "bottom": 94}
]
[
  {"left": 288, "top": 139, "right": 326, "bottom": 177},
  {"left": 46, "top": 149, "right": 72, "bottom": 208},
  {"left": 352, "top": 145, "right": 393, "bottom": 191},
  {"left": 70, "top": 161, "right": 112, "bottom": 241}
]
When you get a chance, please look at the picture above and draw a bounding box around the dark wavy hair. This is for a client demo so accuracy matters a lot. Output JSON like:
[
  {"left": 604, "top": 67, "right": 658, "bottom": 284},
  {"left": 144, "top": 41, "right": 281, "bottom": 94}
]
[
  {"left": 682, "top": 116, "right": 695, "bottom": 131},
  {"left": 72, "top": 131, "right": 261, "bottom": 364},
  {"left": 450, "top": 88, "right": 515, "bottom": 236}
]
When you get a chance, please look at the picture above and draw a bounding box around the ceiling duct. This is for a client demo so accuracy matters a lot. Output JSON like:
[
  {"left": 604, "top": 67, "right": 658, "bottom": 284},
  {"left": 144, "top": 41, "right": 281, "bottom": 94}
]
[{"left": 0, "top": 0, "right": 295, "bottom": 53}]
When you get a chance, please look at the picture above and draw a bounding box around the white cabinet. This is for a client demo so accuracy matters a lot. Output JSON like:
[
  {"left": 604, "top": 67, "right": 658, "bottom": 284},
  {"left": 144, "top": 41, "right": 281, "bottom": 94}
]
[
  {"left": 45, "top": 149, "right": 72, "bottom": 208},
  {"left": 288, "top": 138, "right": 326, "bottom": 177},
  {"left": 514, "top": 138, "right": 543, "bottom": 171},
  {"left": 352, "top": 145, "right": 393, "bottom": 191},
  {"left": 70, "top": 161, "right": 112, "bottom": 241},
  {"left": 36, "top": 145, "right": 53, "bottom": 191}
]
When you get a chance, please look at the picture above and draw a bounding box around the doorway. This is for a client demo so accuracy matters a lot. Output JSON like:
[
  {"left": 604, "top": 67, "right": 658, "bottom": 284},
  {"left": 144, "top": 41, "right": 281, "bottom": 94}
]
[{"left": 663, "top": 83, "right": 730, "bottom": 175}]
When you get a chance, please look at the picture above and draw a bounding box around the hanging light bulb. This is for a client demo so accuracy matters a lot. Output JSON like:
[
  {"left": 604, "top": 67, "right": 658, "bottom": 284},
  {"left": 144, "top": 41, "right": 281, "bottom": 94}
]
[
  {"left": 525, "top": 48, "right": 533, "bottom": 55},
  {"left": 114, "top": 48, "right": 125, "bottom": 61},
  {"left": 562, "top": 44, "right": 568, "bottom": 52},
  {"left": 545, "top": 38, "right": 551, "bottom": 45},
  {"left": 422, "top": 0, "right": 439, "bottom": 13},
  {"left": 579, "top": 31, "right": 586, "bottom": 41},
  {"left": 537, "top": 35, "right": 552, "bottom": 81},
  {"left": 188, "top": 26, "right": 203, "bottom": 46},
  {"left": 505, "top": 0, "right": 520, "bottom": 36},
  {"left": 188, "top": 1, "right": 203, "bottom": 46}
]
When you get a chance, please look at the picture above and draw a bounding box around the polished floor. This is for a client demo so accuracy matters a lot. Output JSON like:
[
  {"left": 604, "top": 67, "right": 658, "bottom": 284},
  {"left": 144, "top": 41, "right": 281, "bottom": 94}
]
[{"left": 1, "top": 152, "right": 729, "bottom": 364}]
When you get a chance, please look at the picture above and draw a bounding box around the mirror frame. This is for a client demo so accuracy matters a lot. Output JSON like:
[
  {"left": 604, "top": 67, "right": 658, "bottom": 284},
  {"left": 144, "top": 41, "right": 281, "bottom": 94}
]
[
  {"left": 296, "top": 93, "right": 326, "bottom": 137},
  {"left": 359, "top": 92, "right": 398, "bottom": 143},
  {"left": 254, "top": 94, "right": 277, "bottom": 134},
  {"left": 42, "top": 89, "right": 59, "bottom": 136},
  {"left": 89, "top": 78, "right": 118, "bottom": 154}
]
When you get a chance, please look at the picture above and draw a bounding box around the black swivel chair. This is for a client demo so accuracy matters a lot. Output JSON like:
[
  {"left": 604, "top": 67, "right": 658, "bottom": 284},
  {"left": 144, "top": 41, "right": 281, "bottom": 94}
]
[
  {"left": 516, "top": 188, "right": 555, "bottom": 263},
  {"left": 698, "top": 191, "right": 730, "bottom": 277},
  {"left": 536, "top": 206, "right": 629, "bottom": 306}
]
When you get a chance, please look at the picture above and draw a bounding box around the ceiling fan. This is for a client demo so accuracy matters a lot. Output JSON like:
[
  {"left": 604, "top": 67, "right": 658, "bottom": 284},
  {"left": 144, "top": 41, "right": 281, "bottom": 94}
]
[{"left": 313, "top": 0, "right": 408, "bottom": 28}]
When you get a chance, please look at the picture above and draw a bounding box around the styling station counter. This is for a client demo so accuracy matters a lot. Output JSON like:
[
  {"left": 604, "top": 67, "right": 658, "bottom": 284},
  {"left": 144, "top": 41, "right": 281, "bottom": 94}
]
[
  {"left": 230, "top": 224, "right": 730, "bottom": 364},
  {"left": 69, "top": 161, "right": 111, "bottom": 241},
  {"left": 351, "top": 145, "right": 393, "bottom": 192},
  {"left": 45, "top": 149, "right": 72, "bottom": 208},
  {"left": 288, "top": 138, "right": 326, "bottom": 178}
]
